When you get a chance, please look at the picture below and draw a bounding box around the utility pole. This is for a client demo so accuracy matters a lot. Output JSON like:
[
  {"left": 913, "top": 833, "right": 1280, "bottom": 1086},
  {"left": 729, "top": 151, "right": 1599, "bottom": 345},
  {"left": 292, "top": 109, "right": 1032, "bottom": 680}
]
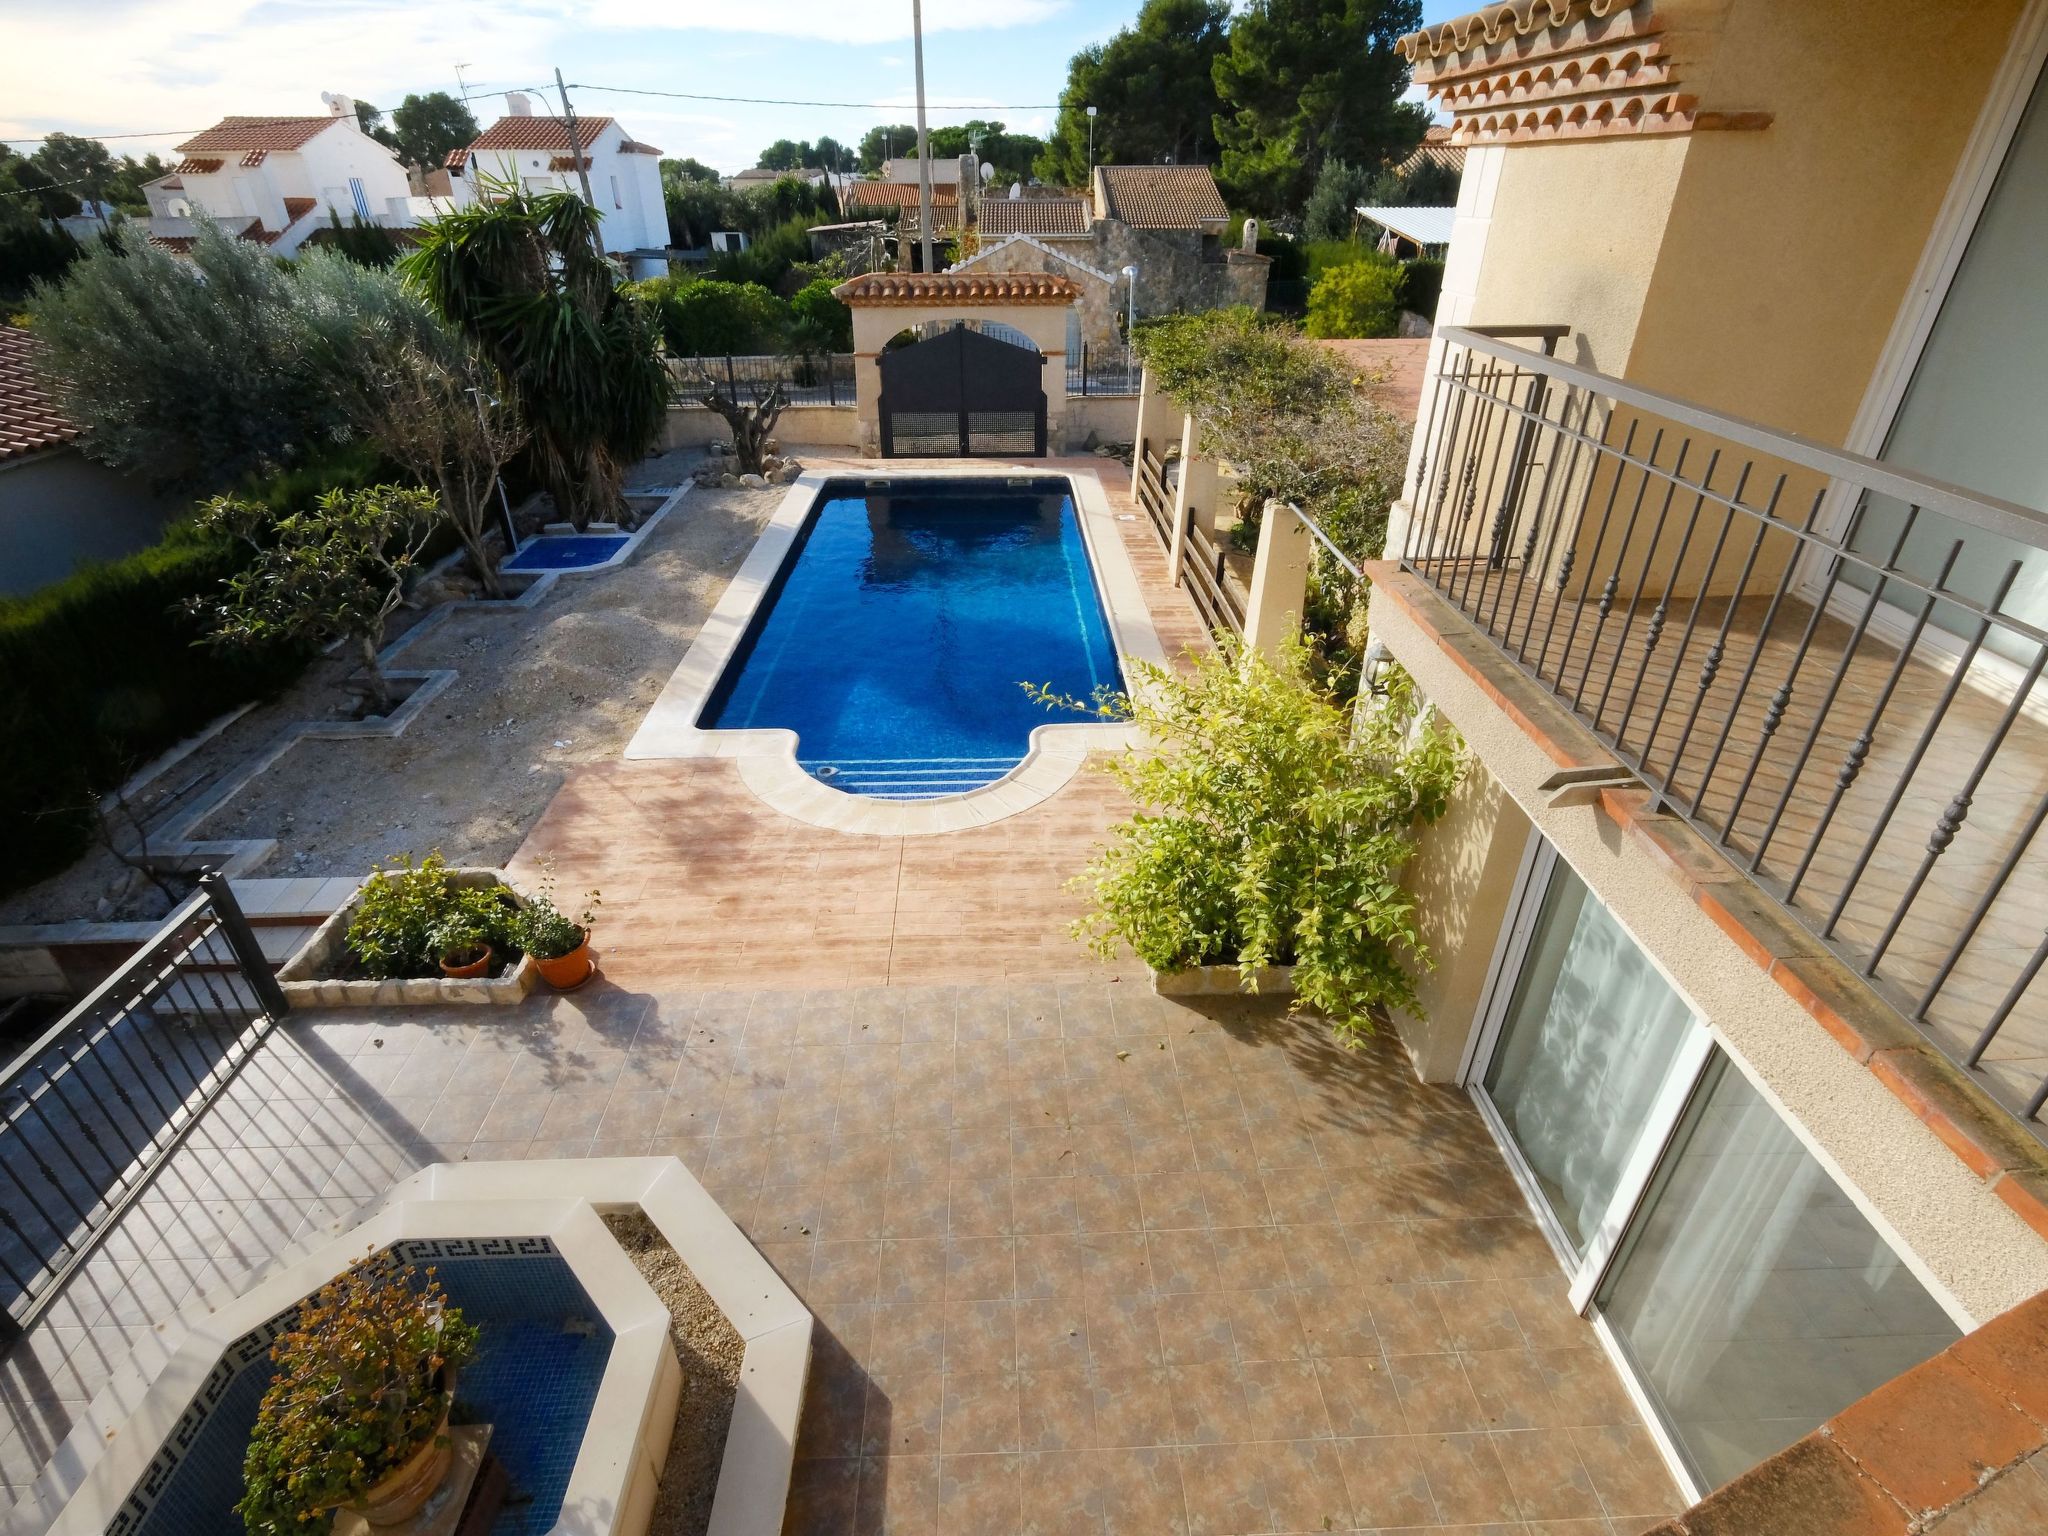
[
  {"left": 555, "top": 67, "right": 595, "bottom": 206},
  {"left": 911, "top": 0, "right": 934, "bottom": 273}
]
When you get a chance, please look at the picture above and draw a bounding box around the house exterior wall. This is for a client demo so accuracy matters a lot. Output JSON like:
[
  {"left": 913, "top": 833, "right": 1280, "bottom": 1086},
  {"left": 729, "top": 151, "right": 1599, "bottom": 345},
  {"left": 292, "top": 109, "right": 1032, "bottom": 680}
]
[
  {"left": 0, "top": 451, "right": 186, "bottom": 599},
  {"left": 455, "top": 121, "right": 667, "bottom": 261},
  {"left": 1091, "top": 221, "right": 1268, "bottom": 317},
  {"left": 290, "top": 122, "right": 414, "bottom": 223},
  {"left": 957, "top": 238, "right": 1120, "bottom": 353},
  {"left": 1371, "top": 0, "right": 2048, "bottom": 1349}
]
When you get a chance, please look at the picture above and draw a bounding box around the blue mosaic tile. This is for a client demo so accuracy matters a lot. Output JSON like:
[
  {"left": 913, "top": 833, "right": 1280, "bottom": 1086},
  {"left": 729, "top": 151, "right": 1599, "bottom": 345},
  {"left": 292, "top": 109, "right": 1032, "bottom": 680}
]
[{"left": 116, "top": 1241, "right": 615, "bottom": 1536}]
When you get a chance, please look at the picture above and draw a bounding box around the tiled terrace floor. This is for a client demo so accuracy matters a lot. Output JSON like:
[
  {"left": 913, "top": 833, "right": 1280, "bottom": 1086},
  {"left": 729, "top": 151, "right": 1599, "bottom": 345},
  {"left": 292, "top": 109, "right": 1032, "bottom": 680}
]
[{"left": 0, "top": 983, "right": 1681, "bottom": 1533}]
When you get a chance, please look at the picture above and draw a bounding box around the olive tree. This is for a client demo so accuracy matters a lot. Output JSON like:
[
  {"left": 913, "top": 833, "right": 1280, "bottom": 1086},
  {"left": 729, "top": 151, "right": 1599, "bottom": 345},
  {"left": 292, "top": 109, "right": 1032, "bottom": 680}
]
[
  {"left": 296, "top": 253, "right": 527, "bottom": 595},
  {"left": 195, "top": 485, "right": 439, "bottom": 713}
]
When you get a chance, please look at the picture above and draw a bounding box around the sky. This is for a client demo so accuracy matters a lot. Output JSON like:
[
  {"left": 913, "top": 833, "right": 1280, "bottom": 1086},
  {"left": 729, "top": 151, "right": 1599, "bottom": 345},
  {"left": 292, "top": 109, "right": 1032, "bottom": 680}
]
[{"left": 0, "top": 0, "right": 1470, "bottom": 173}]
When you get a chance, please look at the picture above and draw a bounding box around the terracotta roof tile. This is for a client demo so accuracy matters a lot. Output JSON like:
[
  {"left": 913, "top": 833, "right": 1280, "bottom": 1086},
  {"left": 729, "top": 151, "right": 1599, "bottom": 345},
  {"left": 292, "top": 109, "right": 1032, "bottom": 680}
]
[
  {"left": 175, "top": 116, "right": 337, "bottom": 154},
  {"left": 0, "top": 327, "right": 79, "bottom": 466},
  {"left": 833, "top": 271, "right": 1081, "bottom": 306},
  {"left": 464, "top": 115, "right": 618, "bottom": 154},
  {"left": 843, "top": 180, "right": 959, "bottom": 212},
  {"left": 171, "top": 157, "right": 224, "bottom": 175},
  {"left": 1094, "top": 164, "right": 1228, "bottom": 229},
  {"left": 282, "top": 197, "right": 317, "bottom": 223},
  {"left": 978, "top": 197, "right": 1090, "bottom": 236}
]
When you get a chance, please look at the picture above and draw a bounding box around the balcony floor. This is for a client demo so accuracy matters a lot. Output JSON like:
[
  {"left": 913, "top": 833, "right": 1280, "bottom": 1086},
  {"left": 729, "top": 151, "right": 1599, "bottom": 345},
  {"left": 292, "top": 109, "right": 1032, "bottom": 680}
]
[
  {"left": 0, "top": 984, "right": 1679, "bottom": 1534},
  {"left": 1430, "top": 567, "right": 2048, "bottom": 1131}
]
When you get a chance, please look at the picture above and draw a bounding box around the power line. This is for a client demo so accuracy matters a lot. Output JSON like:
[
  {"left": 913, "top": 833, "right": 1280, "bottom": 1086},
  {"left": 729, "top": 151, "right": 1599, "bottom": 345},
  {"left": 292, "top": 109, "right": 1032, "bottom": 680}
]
[
  {"left": 565, "top": 82, "right": 1062, "bottom": 112},
  {"left": 3, "top": 128, "right": 203, "bottom": 145}
]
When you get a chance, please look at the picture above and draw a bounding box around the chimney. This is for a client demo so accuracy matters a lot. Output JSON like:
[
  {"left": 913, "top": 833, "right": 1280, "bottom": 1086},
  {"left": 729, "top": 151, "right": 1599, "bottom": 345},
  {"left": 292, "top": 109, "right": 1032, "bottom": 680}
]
[
  {"left": 321, "top": 91, "right": 356, "bottom": 120},
  {"left": 506, "top": 91, "right": 534, "bottom": 117}
]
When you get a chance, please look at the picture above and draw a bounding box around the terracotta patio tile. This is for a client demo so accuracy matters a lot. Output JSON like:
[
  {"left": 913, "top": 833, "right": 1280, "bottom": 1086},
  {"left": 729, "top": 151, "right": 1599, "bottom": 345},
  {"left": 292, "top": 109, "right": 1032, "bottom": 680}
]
[{"left": 1334, "top": 1434, "right": 1439, "bottom": 1528}]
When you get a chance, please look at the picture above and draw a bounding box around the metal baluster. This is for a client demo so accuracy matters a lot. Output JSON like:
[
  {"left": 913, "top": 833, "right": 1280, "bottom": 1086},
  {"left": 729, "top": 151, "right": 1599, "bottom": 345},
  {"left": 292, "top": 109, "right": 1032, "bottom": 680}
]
[
  {"left": 1512, "top": 388, "right": 1597, "bottom": 667},
  {"left": 1571, "top": 428, "right": 1665, "bottom": 711},
  {"left": 1406, "top": 351, "right": 1460, "bottom": 553},
  {"left": 1635, "top": 463, "right": 1752, "bottom": 781},
  {"left": 1865, "top": 639, "right": 2048, "bottom": 974},
  {"left": 1609, "top": 446, "right": 1717, "bottom": 752},
  {"left": 1535, "top": 407, "right": 1623, "bottom": 681},
  {"left": 1654, "top": 477, "right": 1782, "bottom": 802},
  {"left": 1824, "top": 560, "right": 2024, "bottom": 940},
  {"left": 1784, "top": 540, "right": 1964, "bottom": 904},
  {"left": 1416, "top": 347, "right": 1480, "bottom": 583},
  {"left": 1930, "top": 789, "right": 2048, "bottom": 1025},
  {"left": 1747, "top": 508, "right": 1925, "bottom": 872},
  {"left": 1487, "top": 383, "right": 1567, "bottom": 646},
  {"left": 1687, "top": 488, "right": 1828, "bottom": 820},
  {"left": 1456, "top": 361, "right": 1524, "bottom": 618}
]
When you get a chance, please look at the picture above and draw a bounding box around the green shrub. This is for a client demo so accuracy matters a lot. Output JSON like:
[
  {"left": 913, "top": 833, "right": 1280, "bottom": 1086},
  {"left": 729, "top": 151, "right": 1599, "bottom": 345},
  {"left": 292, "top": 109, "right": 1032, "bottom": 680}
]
[
  {"left": 344, "top": 852, "right": 519, "bottom": 978},
  {"left": 788, "top": 277, "right": 852, "bottom": 353},
  {"left": 1303, "top": 238, "right": 1377, "bottom": 283},
  {"left": 1052, "top": 641, "right": 1462, "bottom": 1039},
  {"left": 635, "top": 276, "right": 790, "bottom": 357},
  {"left": 238, "top": 1257, "right": 478, "bottom": 1536},
  {"left": 0, "top": 517, "right": 311, "bottom": 894},
  {"left": 1305, "top": 258, "right": 1403, "bottom": 339},
  {"left": 1400, "top": 257, "right": 1444, "bottom": 321}
]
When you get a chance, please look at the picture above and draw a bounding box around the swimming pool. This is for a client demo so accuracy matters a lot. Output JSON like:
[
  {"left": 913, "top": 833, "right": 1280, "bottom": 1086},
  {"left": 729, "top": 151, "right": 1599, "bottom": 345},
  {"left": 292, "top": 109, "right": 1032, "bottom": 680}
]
[{"left": 699, "top": 476, "right": 1122, "bottom": 798}]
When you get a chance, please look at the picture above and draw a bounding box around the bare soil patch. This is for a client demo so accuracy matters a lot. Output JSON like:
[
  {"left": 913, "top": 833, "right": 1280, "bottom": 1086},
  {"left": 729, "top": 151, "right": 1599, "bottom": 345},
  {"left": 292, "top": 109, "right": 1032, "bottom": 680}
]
[
  {"left": 0, "top": 458, "right": 778, "bottom": 924},
  {"left": 600, "top": 1211, "right": 745, "bottom": 1536}
]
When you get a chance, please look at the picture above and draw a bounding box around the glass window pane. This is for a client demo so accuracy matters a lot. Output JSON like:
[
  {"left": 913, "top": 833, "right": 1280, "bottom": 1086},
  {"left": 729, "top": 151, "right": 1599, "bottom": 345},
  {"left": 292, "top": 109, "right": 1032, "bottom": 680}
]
[
  {"left": 1482, "top": 861, "right": 1698, "bottom": 1252},
  {"left": 1597, "top": 1056, "right": 1961, "bottom": 1489},
  {"left": 1841, "top": 65, "right": 2048, "bottom": 644}
]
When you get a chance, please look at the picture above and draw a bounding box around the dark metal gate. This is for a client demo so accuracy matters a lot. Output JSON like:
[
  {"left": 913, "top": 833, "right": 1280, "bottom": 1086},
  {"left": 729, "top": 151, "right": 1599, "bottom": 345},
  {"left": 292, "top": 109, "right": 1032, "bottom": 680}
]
[{"left": 878, "top": 325, "right": 1047, "bottom": 458}]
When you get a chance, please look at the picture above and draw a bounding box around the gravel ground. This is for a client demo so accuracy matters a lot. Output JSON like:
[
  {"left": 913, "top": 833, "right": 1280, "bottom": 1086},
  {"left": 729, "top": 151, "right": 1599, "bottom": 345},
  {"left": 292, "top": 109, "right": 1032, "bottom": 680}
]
[
  {"left": 602, "top": 1212, "right": 745, "bottom": 1536},
  {"left": 0, "top": 454, "right": 781, "bottom": 923}
]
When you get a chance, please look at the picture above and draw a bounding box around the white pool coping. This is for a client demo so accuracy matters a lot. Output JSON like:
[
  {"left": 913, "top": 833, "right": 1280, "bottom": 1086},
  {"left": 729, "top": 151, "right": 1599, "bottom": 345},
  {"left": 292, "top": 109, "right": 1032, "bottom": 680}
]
[
  {"left": 8, "top": 1158, "right": 810, "bottom": 1536},
  {"left": 625, "top": 466, "right": 1161, "bottom": 836}
]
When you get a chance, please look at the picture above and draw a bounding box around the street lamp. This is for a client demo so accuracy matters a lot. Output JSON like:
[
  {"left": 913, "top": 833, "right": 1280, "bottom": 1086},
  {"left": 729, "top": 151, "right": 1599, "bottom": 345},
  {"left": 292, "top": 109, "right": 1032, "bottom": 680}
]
[
  {"left": 1086, "top": 105, "right": 1098, "bottom": 176},
  {"left": 1121, "top": 264, "right": 1139, "bottom": 339}
]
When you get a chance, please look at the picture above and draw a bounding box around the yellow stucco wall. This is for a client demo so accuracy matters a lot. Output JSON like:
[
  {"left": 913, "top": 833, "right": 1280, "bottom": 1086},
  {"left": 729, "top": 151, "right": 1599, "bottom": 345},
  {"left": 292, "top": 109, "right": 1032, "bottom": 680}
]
[{"left": 1624, "top": 0, "right": 2029, "bottom": 442}]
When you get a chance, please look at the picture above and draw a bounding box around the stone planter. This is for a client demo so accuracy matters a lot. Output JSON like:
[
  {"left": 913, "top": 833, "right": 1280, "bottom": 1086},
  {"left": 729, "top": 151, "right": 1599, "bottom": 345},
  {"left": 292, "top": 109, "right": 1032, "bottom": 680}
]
[
  {"left": 276, "top": 869, "right": 536, "bottom": 1006},
  {"left": 1149, "top": 961, "right": 1297, "bottom": 998}
]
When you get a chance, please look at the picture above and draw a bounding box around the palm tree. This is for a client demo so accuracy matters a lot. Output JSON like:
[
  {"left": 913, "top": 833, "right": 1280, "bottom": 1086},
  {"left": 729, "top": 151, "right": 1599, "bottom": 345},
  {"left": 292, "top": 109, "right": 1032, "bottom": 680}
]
[{"left": 401, "top": 179, "right": 668, "bottom": 529}]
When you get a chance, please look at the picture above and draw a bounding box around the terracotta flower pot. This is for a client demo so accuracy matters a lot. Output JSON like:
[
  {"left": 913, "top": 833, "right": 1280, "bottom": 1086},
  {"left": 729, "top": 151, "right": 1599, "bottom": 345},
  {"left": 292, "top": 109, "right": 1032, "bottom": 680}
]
[
  {"left": 531, "top": 932, "right": 594, "bottom": 990},
  {"left": 438, "top": 947, "right": 492, "bottom": 979},
  {"left": 339, "top": 1371, "right": 457, "bottom": 1530}
]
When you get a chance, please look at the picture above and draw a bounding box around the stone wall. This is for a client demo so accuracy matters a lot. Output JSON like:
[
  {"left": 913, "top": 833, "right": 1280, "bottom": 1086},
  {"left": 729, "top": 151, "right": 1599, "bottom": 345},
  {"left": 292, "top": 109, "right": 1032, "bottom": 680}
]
[
  {"left": 960, "top": 236, "right": 1120, "bottom": 353},
  {"left": 1091, "top": 221, "right": 1268, "bottom": 317}
]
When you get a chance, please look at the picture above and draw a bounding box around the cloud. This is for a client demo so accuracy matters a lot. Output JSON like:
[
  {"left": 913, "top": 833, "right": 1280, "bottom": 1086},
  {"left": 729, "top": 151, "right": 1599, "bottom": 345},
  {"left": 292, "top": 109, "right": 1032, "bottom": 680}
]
[
  {"left": 578, "top": 0, "right": 1070, "bottom": 44},
  {"left": 0, "top": 0, "right": 562, "bottom": 141}
]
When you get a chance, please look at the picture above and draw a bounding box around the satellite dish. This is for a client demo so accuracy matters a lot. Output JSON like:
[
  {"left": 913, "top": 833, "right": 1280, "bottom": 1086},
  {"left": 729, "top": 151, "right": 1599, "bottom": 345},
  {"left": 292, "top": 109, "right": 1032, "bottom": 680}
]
[
  {"left": 1009, "top": 181, "right": 1021, "bottom": 200},
  {"left": 980, "top": 161, "right": 994, "bottom": 184}
]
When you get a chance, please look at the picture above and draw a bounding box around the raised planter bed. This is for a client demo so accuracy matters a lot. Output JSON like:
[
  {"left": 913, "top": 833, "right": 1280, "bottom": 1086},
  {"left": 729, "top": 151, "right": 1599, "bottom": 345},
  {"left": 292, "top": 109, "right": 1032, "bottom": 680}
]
[
  {"left": 275, "top": 867, "right": 536, "bottom": 1006},
  {"left": 1149, "top": 961, "right": 1298, "bottom": 998}
]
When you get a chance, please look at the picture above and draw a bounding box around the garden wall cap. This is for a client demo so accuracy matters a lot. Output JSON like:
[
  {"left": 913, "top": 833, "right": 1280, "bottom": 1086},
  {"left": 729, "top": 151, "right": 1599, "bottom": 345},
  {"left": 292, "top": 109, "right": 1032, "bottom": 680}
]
[{"left": 833, "top": 271, "right": 1084, "bottom": 306}]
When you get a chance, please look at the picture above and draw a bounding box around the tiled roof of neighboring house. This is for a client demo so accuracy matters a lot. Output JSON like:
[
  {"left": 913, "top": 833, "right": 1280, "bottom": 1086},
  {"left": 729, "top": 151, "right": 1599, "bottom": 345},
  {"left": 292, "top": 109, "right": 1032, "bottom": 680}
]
[
  {"left": 978, "top": 197, "right": 1090, "bottom": 237},
  {"left": 172, "top": 157, "right": 224, "bottom": 175},
  {"left": 948, "top": 234, "right": 1115, "bottom": 285},
  {"left": 1093, "top": 164, "right": 1228, "bottom": 229},
  {"left": 547, "top": 155, "right": 592, "bottom": 173},
  {"left": 282, "top": 196, "right": 317, "bottom": 223},
  {"left": 150, "top": 175, "right": 184, "bottom": 191},
  {"left": 0, "top": 326, "right": 80, "bottom": 467},
  {"left": 842, "top": 180, "right": 960, "bottom": 213},
  {"left": 175, "top": 116, "right": 337, "bottom": 154},
  {"left": 1395, "top": 124, "right": 1468, "bottom": 177},
  {"left": 463, "top": 115, "right": 618, "bottom": 155},
  {"left": 833, "top": 271, "right": 1082, "bottom": 306},
  {"left": 620, "top": 138, "right": 662, "bottom": 155}
]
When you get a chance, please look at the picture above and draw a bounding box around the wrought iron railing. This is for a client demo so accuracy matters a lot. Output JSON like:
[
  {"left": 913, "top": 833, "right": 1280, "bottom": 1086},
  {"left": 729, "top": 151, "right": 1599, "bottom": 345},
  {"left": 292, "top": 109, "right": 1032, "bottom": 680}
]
[
  {"left": 0, "top": 872, "right": 286, "bottom": 1334},
  {"left": 670, "top": 352, "right": 855, "bottom": 408},
  {"left": 1067, "top": 343, "right": 1141, "bottom": 398},
  {"left": 1404, "top": 324, "right": 2048, "bottom": 1126}
]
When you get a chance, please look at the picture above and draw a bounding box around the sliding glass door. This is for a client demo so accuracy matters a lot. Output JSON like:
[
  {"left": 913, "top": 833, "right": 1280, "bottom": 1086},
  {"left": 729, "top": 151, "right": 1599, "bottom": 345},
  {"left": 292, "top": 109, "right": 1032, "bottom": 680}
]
[{"left": 1469, "top": 837, "right": 1963, "bottom": 1495}]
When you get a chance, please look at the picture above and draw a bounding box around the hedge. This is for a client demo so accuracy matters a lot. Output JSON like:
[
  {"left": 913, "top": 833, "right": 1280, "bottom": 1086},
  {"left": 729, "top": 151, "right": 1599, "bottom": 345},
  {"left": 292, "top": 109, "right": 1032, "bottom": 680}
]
[{"left": 0, "top": 518, "right": 312, "bottom": 897}]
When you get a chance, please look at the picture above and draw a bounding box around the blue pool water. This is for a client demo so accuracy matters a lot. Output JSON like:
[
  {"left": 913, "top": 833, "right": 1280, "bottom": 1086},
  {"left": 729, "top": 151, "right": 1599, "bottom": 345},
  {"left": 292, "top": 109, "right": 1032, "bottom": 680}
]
[
  {"left": 127, "top": 1248, "right": 612, "bottom": 1536},
  {"left": 503, "top": 534, "right": 630, "bottom": 571},
  {"left": 701, "top": 476, "right": 1122, "bottom": 797}
]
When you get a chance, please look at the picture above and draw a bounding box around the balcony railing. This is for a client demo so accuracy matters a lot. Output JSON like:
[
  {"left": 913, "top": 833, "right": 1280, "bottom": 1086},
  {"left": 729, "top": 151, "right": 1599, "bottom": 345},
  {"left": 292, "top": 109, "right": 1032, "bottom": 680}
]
[
  {"left": 1403, "top": 325, "right": 2048, "bottom": 1130},
  {"left": 0, "top": 872, "right": 286, "bottom": 1334}
]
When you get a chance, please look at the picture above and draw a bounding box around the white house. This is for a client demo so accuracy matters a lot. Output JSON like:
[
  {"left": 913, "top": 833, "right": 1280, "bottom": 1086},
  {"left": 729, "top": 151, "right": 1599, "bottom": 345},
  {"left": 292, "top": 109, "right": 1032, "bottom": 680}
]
[
  {"left": 148, "top": 96, "right": 421, "bottom": 256},
  {"left": 445, "top": 98, "right": 667, "bottom": 275}
]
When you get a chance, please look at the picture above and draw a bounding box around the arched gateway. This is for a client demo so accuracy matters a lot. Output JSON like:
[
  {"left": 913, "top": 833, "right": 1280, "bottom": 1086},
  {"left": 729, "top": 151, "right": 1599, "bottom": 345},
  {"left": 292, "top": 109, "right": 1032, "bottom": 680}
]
[{"left": 833, "top": 271, "right": 1082, "bottom": 458}]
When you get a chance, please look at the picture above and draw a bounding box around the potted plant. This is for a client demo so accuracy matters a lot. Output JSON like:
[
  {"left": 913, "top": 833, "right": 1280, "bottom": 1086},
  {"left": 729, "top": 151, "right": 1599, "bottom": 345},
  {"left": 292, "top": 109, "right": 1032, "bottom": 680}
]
[
  {"left": 429, "top": 910, "right": 494, "bottom": 979},
  {"left": 239, "top": 1256, "right": 479, "bottom": 1536},
  {"left": 511, "top": 869, "right": 601, "bottom": 990}
]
